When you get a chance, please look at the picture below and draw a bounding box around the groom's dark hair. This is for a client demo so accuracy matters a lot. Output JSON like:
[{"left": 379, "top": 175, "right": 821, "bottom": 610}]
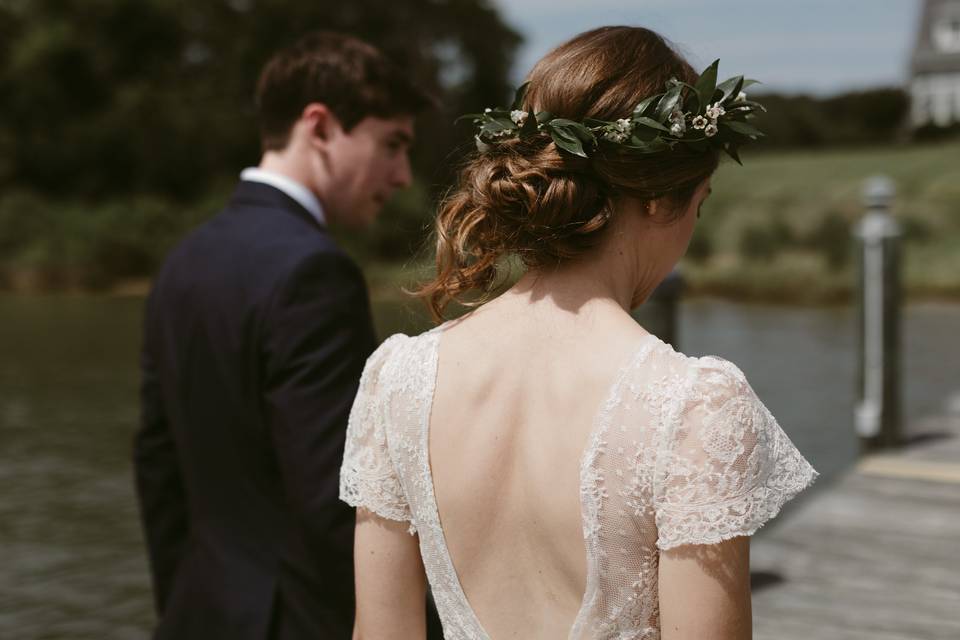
[{"left": 255, "top": 31, "right": 432, "bottom": 151}]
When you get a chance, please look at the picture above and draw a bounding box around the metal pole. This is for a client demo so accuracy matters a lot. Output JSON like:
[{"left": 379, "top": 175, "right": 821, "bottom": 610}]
[
  {"left": 633, "top": 268, "right": 683, "bottom": 348},
  {"left": 854, "top": 176, "right": 902, "bottom": 452}
]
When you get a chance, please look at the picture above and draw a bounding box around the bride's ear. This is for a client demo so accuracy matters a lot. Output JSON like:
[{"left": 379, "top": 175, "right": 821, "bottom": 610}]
[
  {"left": 615, "top": 196, "right": 659, "bottom": 225},
  {"left": 645, "top": 197, "right": 675, "bottom": 223}
]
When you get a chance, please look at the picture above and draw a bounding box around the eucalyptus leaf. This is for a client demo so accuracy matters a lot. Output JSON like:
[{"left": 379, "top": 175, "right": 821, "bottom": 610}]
[
  {"left": 536, "top": 110, "right": 553, "bottom": 124},
  {"left": 553, "top": 121, "right": 596, "bottom": 155},
  {"left": 694, "top": 59, "right": 720, "bottom": 111},
  {"left": 716, "top": 75, "right": 744, "bottom": 103},
  {"left": 549, "top": 127, "right": 587, "bottom": 157},
  {"left": 633, "top": 116, "right": 671, "bottom": 133},
  {"left": 655, "top": 84, "right": 683, "bottom": 122},
  {"left": 632, "top": 94, "right": 660, "bottom": 117},
  {"left": 675, "top": 81, "right": 702, "bottom": 113},
  {"left": 550, "top": 119, "right": 596, "bottom": 143},
  {"left": 548, "top": 117, "right": 580, "bottom": 128},
  {"left": 741, "top": 79, "right": 761, "bottom": 90},
  {"left": 724, "top": 144, "right": 743, "bottom": 165}
]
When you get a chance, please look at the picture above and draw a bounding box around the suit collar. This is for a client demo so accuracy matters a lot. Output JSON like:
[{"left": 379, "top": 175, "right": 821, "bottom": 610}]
[
  {"left": 239, "top": 167, "right": 326, "bottom": 226},
  {"left": 227, "top": 180, "right": 327, "bottom": 232}
]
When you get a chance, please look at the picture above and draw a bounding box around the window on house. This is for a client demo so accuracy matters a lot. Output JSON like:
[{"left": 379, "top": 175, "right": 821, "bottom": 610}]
[{"left": 933, "top": 17, "right": 960, "bottom": 51}]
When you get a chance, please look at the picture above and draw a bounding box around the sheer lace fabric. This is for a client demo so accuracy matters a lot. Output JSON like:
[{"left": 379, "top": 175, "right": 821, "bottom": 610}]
[{"left": 340, "top": 327, "right": 817, "bottom": 639}]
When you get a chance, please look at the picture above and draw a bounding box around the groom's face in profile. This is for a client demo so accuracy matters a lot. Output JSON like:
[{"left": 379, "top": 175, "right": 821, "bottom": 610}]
[{"left": 321, "top": 114, "right": 415, "bottom": 228}]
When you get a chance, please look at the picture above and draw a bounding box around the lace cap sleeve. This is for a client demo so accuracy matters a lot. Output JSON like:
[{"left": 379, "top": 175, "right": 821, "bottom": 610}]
[
  {"left": 339, "top": 334, "right": 414, "bottom": 528},
  {"left": 654, "top": 357, "right": 817, "bottom": 550}
]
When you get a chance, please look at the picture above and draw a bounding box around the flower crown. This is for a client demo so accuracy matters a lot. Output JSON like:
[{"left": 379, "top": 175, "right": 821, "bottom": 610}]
[{"left": 459, "top": 60, "right": 765, "bottom": 165}]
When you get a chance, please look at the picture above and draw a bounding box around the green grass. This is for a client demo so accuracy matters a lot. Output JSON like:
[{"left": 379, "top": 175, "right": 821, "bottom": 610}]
[
  {"left": 681, "top": 141, "right": 960, "bottom": 302},
  {"left": 365, "top": 141, "right": 960, "bottom": 306}
]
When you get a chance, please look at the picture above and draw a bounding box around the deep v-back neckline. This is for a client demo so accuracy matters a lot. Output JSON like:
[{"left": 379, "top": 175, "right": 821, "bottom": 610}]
[{"left": 417, "top": 325, "right": 660, "bottom": 639}]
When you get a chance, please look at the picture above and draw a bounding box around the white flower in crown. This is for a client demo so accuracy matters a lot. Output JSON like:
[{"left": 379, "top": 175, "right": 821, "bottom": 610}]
[
  {"left": 668, "top": 109, "right": 686, "bottom": 125},
  {"left": 603, "top": 118, "right": 633, "bottom": 142},
  {"left": 670, "top": 122, "right": 685, "bottom": 136},
  {"left": 692, "top": 115, "right": 709, "bottom": 130},
  {"left": 484, "top": 107, "right": 492, "bottom": 113},
  {"left": 605, "top": 130, "right": 629, "bottom": 143},
  {"left": 510, "top": 109, "right": 528, "bottom": 126},
  {"left": 736, "top": 91, "right": 748, "bottom": 103},
  {"left": 704, "top": 123, "right": 719, "bottom": 137},
  {"left": 706, "top": 103, "right": 726, "bottom": 120}
]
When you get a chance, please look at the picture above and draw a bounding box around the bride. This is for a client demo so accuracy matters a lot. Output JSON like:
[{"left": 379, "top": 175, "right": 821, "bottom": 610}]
[{"left": 340, "top": 26, "right": 816, "bottom": 639}]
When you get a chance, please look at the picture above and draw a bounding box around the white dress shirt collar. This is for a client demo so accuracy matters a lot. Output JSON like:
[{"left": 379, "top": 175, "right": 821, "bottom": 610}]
[{"left": 240, "top": 167, "right": 326, "bottom": 226}]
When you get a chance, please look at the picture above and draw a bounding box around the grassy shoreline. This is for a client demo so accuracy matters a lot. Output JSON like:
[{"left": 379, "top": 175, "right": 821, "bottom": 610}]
[{"left": 3, "top": 141, "right": 958, "bottom": 304}]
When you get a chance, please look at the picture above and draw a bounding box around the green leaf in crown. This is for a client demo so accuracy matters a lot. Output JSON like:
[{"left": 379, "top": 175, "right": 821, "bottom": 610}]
[{"left": 459, "top": 59, "right": 765, "bottom": 162}]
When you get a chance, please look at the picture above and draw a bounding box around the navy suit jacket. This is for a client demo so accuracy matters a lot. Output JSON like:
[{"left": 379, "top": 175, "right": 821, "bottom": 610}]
[{"left": 134, "top": 181, "right": 377, "bottom": 639}]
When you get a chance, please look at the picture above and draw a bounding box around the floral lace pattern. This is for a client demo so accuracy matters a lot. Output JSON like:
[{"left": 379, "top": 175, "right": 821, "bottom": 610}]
[{"left": 340, "top": 330, "right": 817, "bottom": 639}]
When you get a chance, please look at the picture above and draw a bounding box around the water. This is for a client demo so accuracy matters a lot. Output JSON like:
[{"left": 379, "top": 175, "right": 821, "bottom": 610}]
[{"left": 1, "top": 294, "right": 958, "bottom": 638}]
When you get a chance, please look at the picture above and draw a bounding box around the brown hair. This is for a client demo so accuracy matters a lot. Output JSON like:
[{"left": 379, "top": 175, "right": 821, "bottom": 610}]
[
  {"left": 255, "top": 31, "right": 432, "bottom": 151},
  {"left": 415, "top": 26, "right": 719, "bottom": 320}
]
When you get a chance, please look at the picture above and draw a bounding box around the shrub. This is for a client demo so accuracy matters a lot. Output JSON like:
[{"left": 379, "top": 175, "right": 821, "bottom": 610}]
[
  {"left": 685, "top": 229, "right": 714, "bottom": 262},
  {"left": 804, "top": 212, "right": 852, "bottom": 271},
  {"left": 738, "top": 218, "right": 794, "bottom": 262}
]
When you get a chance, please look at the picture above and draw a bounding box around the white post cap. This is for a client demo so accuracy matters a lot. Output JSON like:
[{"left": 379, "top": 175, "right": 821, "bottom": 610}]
[{"left": 862, "top": 175, "right": 896, "bottom": 210}]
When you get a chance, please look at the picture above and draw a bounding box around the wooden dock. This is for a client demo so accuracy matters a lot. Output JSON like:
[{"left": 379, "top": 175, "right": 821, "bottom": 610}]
[{"left": 751, "top": 411, "right": 960, "bottom": 640}]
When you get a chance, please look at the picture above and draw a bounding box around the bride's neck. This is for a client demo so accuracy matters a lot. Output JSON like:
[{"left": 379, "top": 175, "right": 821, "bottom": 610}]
[{"left": 504, "top": 242, "right": 660, "bottom": 318}]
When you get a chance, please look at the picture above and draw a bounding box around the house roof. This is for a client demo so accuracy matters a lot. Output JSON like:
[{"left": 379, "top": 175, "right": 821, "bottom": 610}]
[{"left": 911, "top": 0, "right": 960, "bottom": 74}]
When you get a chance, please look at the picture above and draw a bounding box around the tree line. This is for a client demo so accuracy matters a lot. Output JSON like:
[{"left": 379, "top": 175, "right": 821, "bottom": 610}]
[{"left": 0, "top": 1, "right": 934, "bottom": 289}]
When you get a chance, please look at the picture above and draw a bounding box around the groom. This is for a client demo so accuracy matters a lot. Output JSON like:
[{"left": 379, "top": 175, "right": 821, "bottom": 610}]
[{"left": 134, "top": 32, "right": 430, "bottom": 639}]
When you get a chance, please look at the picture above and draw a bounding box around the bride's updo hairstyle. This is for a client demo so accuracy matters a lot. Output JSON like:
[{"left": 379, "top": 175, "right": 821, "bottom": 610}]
[{"left": 417, "top": 26, "right": 720, "bottom": 320}]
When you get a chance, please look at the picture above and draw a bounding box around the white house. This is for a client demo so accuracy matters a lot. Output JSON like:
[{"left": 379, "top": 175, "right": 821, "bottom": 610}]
[{"left": 911, "top": 0, "right": 960, "bottom": 127}]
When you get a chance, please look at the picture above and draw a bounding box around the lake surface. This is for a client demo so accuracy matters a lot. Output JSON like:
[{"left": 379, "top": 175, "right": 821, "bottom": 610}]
[{"left": 1, "top": 294, "right": 958, "bottom": 638}]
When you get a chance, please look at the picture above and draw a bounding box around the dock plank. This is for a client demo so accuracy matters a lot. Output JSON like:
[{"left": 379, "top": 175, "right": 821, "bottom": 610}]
[{"left": 751, "top": 414, "right": 960, "bottom": 640}]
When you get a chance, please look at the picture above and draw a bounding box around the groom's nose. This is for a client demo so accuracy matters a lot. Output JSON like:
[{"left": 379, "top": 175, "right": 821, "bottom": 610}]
[{"left": 391, "top": 154, "right": 412, "bottom": 189}]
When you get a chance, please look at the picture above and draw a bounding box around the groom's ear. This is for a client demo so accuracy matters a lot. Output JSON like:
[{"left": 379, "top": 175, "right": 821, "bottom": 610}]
[{"left": 302, "top": 103, "right": 337, "bottom": 143}]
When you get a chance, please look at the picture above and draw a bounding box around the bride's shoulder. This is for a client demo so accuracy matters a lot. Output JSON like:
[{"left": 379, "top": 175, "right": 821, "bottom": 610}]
[
  {"left": 359, "top": 333, "right": 411, "bottom": 388},
  {"left": 636, "top": 338, "right": 758, "bottom": 405},
  {"left": 687, "top": 353, "right": 754, "bottom": 397},
  {"left": 365, "top": 332, "right": 410, "bottom": 366},
  {"left": 664, "top": 349, "right": 776, "bottom": 434},
  {"left": 361, "top": 325, "right": 445, "bottom": 385}
]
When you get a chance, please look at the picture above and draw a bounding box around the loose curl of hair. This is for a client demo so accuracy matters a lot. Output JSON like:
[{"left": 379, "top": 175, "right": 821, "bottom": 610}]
[{"left": 415, "top": 26, "right": 720, "bottom": 320}]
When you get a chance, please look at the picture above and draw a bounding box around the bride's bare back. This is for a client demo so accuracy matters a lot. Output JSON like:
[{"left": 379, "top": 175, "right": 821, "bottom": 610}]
[{"left": 429, "top": 298, "right": 650, "bottom": 637}]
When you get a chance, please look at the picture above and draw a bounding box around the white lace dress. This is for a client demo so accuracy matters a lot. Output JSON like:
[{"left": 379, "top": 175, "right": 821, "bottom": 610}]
[{"left": 339, "top": 324, "right": 817, "bottom": 639}]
